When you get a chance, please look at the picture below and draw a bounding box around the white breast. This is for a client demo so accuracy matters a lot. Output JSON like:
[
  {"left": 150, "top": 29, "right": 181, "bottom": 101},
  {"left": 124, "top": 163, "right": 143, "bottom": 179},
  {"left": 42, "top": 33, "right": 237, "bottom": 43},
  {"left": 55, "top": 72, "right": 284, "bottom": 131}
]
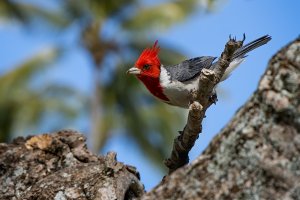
[{"left": 159, "top": 66, "right": 198, "bottom": 108}]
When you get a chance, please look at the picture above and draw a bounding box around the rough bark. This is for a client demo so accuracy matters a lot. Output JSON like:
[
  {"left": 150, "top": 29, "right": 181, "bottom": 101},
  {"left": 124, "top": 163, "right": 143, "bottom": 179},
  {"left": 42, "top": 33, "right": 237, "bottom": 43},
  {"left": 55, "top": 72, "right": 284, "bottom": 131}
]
[
  {"left": 143, "top": 38, "right": 300, "bottom": 199},
  {"left": 0, "top": 130, "right": 144, "bottom": 200}
]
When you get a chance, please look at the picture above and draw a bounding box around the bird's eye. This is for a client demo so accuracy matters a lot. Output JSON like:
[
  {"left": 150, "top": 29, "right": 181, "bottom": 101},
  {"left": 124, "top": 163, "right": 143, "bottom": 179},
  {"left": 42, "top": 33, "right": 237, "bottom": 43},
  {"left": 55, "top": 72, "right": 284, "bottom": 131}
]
[{"left": 143, "top": 64, "right": 151, "bottom": 70}]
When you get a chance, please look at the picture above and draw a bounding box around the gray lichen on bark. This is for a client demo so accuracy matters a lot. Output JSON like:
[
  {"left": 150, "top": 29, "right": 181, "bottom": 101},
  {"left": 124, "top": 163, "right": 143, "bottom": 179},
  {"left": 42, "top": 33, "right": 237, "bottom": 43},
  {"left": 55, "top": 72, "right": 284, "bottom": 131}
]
[{"left": 0, "top": 130, "right": 144, "bottom": 200}]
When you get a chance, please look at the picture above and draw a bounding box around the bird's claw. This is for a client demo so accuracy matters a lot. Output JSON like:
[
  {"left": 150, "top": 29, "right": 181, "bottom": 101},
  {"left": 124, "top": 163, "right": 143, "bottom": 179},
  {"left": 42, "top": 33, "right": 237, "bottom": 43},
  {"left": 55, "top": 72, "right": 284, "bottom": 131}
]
[
  {"left": 229, "top": 34, "right": 236, "bottom": 42},
  {"left": 242, "top": 33, "right": 246, "bottom": 43},
  {"left": 229, "top": 33, "right": 246, "bottom": 45},
  {"left": 209, "top": 92, "right": 218, "bottom": 104}
]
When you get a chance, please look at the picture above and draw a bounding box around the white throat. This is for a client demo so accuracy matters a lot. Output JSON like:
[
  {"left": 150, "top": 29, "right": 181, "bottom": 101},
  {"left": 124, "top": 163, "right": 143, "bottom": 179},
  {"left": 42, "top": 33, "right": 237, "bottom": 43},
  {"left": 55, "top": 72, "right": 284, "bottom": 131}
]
[
  {"left": 159, "top": 65, "right": 198, "bottom": 108},
  {"left": 159, "top": 65, "right": 171, "bottom": 85}
]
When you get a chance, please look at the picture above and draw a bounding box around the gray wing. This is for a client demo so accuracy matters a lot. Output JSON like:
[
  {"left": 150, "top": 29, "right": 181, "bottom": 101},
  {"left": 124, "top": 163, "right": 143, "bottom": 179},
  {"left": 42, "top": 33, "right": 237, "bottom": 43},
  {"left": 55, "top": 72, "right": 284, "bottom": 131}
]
[{"left": 164, "top": 56, "right": 216, "bottom": 82}]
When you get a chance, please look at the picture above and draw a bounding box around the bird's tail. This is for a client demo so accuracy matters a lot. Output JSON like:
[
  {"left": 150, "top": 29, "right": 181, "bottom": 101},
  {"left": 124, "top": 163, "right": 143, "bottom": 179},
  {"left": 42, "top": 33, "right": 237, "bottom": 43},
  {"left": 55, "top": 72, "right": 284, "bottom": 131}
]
[
  {"left": 232, "top": 35, "right": 272, "bottom": 60},
  {"left": 221, "top": 35, "right": 271, "bottom": 81}
]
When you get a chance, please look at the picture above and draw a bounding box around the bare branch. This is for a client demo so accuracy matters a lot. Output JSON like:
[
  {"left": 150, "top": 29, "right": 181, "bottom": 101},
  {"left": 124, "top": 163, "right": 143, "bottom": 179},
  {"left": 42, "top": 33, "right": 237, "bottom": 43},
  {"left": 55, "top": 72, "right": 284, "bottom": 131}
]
[{"left": 164, "top": 36, "right": 244, "bottom": 174}]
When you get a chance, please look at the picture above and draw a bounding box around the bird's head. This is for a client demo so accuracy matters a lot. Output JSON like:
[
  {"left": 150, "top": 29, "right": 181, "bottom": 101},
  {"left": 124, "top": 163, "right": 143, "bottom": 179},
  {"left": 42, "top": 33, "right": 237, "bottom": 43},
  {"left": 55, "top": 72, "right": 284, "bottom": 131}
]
[
  {"left": 127, "top": 41, "right": 169, "bottom": 101},
  {"left": 127, "top": 41, "right": 161, "bottom": 80}
]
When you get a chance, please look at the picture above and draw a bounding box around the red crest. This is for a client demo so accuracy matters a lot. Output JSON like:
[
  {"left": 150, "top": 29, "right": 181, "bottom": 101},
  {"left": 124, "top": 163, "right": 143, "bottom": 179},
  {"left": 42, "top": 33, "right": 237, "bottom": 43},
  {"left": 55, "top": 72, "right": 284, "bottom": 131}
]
[{"left": 135, "top": 40, "right": 161, "bottom": 68}]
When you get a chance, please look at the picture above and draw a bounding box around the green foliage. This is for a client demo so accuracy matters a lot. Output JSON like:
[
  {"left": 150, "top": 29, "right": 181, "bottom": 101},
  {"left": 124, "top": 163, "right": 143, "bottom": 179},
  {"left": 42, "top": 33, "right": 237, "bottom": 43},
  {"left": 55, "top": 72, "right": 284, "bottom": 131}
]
[
  {"left": 123, "top": 0, "right": 197, "bottom": 31},
  {"left": 0, "top": 1, "right": 69, "bottom": 27},
  {"left": 0, "top": 0, "right": 217, "bottom": 169}
]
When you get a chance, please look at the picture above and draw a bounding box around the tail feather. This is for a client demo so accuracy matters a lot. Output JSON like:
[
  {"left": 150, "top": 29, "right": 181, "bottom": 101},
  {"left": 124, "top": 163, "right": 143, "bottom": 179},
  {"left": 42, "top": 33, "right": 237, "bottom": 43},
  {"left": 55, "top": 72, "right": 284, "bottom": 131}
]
[
  {"left": 220, "top": 35, "right": 271, "bottom": 81},
  {"left": 232, "top": 35, "right": 272, "bottom": 60}
]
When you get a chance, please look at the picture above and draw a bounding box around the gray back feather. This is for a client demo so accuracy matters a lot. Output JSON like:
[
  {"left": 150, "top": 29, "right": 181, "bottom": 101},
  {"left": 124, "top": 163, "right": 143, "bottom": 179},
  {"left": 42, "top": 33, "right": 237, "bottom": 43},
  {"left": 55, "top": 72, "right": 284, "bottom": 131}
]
[{"left": 164, "top": 56, "right": 216, "bottom": 82}]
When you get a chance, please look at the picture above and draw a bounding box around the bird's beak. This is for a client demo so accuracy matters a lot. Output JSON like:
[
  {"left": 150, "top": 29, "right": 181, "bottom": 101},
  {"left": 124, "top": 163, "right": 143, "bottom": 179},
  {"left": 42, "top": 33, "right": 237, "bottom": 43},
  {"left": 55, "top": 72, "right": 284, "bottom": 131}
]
[{"left": 126, "top": 67, "right": 141, "bottom": 75}]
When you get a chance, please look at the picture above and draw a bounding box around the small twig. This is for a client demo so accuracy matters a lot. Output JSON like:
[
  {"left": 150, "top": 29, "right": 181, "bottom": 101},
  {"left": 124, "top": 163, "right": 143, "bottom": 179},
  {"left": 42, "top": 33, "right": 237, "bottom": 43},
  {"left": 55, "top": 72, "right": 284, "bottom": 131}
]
[{"left": 164, "top": 36, "right": 244, "bottom": 174}]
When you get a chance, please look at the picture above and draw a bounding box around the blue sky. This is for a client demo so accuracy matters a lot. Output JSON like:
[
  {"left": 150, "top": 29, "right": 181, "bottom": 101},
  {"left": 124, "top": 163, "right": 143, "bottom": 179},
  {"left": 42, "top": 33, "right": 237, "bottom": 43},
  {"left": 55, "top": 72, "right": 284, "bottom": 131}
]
[{"left": 1, "top": 0, "right": 300, "bottom": 190}]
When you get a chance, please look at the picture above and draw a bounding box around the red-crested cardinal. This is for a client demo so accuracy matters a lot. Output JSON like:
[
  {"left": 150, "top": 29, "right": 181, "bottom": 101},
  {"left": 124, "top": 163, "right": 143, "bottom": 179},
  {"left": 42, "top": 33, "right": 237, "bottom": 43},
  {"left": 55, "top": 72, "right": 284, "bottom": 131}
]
[{"left": 127, "top": 35, "right": 271, "bottom": 108}]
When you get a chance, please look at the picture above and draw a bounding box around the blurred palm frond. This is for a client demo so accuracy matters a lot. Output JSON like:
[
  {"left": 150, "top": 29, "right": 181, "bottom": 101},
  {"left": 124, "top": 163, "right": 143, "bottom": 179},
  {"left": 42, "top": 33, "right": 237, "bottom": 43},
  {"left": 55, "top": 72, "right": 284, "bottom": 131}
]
[{"left": 0, "top": 0, "right": 219, "bottom": 169}]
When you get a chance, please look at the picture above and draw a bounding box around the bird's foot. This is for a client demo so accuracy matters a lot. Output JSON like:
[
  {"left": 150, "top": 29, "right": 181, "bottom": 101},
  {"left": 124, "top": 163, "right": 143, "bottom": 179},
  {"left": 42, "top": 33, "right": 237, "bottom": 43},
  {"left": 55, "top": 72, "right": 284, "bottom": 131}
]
[{"left": 209, "top": 92, "right": 218, "bottom": 104}]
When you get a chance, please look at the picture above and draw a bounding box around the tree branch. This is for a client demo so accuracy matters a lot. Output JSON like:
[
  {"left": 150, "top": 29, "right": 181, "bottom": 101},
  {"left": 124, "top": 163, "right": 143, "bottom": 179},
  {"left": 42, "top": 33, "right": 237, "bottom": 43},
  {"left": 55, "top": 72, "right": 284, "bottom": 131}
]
[{"left": 164, "top": 36, "right": 244, "bottom": 174}]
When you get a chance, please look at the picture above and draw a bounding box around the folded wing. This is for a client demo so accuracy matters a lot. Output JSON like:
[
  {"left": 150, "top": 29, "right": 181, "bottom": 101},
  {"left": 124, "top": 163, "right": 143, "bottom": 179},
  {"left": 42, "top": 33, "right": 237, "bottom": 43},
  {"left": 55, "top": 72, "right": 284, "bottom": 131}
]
[{"left": 164, "top": 56, "right": 216, "bottom": 82}]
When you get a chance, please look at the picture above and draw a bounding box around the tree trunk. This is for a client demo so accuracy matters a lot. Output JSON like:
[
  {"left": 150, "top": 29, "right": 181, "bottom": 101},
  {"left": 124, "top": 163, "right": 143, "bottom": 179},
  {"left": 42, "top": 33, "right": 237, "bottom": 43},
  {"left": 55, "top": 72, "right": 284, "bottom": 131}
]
[{"left": 0, "top": 38, "right": 299, "bottom": 200}]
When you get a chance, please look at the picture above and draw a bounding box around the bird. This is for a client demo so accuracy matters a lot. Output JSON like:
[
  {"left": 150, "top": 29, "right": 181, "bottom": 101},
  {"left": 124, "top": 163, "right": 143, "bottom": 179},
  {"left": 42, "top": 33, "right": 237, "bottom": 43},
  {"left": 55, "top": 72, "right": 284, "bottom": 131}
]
[{"left": 127, "top": 35, "right": 271, "bottom": 108}]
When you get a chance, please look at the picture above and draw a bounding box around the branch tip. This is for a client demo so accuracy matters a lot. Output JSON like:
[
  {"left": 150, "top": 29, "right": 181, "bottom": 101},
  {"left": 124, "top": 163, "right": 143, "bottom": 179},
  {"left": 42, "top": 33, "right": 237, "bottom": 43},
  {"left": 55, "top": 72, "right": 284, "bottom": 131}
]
[{"left": 189, "top": 101, "right": 202, "bottom": 112}]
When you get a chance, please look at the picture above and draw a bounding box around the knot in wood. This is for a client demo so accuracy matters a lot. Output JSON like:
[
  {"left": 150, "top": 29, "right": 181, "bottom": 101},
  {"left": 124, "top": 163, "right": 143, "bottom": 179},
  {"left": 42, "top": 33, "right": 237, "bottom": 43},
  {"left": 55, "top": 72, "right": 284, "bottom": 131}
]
[
  {"left": 226, "top": 40, "right": 242, "bottom": 56},
  {"left": 201, "top": 69, "right": 215, "bottom": 81},
  {"left": 189, "top": 101, "right": 202, "bottom": 111}
]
